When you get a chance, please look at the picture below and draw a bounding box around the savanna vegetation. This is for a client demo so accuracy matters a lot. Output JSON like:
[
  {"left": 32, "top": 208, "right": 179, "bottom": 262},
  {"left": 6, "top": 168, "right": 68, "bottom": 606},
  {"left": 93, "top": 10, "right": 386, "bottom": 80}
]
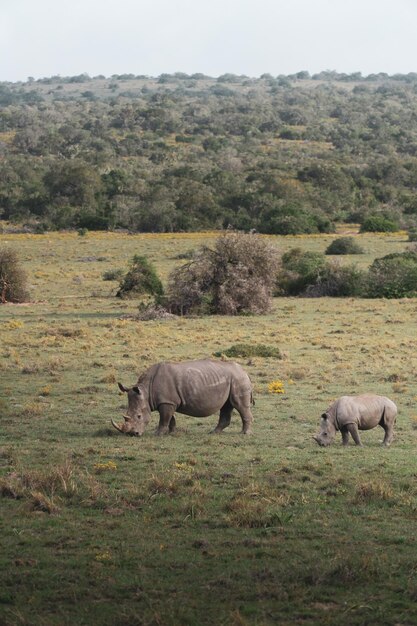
[
  {"left": 2, "top": 71, "right": 417, "bottom": 234},
  {"left": 1, "top": 229, "right": 417, "bottom": 626}
]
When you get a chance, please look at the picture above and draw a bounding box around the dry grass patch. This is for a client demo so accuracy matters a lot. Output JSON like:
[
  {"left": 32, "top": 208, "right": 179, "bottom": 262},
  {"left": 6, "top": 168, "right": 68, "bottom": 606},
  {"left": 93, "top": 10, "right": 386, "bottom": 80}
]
[
  {"left": 225, "top": 482, "right": 292, "bottom": 528},
  {"left": 287, "top": 366, "right": 310, "bottom": 380},
  {"left": 45, "top": 326, "right": 86, "bottom": 338},
  {"left": 353, "top": 480, "right": 395, "bottom": 504},
  {"left": 29, "top": 490, "right": 59, "bottom": 514},
  {"left": 0, "top": 459, "right": 114, "bottom": 512},
  {"left": 23, "top": 401, "right": 48, "bottom": 418},
  {"left": 318, "top": 552, "right": 386, "bottom": 585}
]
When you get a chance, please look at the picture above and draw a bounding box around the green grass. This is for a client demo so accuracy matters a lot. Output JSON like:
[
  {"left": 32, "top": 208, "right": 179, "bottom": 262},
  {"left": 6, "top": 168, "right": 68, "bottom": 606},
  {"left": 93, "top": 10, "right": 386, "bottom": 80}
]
[{"left": 1, "top": 230, "right": 417, "bottom": 625}]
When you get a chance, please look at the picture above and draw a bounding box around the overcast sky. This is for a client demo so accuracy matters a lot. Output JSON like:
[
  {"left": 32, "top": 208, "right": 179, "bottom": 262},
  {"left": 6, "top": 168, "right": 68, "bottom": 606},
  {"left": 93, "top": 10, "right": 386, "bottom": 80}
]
[{"left": 2, "top": 0, "right": 417, "bottom": 82}]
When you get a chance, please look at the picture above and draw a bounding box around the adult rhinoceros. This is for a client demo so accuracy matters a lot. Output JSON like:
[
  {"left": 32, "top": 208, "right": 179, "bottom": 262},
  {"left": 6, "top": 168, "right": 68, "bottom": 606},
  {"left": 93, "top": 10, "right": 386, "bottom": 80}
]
[
  {"left": 313, "top": 394, "right": 397, "bottom": 447},
  {"left": 112, "top": 359, "right": 254, "bottom": 437}
]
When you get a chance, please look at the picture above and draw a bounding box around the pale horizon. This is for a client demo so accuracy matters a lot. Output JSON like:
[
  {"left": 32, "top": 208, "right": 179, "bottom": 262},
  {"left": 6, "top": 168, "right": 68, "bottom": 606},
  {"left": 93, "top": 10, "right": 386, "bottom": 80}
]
[{"left": 2, "top": 0, "right": 417, "bottom": 83}]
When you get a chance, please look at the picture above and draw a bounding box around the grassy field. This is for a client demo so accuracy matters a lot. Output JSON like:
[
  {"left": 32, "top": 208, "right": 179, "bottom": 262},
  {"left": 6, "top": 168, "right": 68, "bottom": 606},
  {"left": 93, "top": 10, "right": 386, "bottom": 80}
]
[{"left": 1, "top": 230, "right": 417, "bottom": 626}]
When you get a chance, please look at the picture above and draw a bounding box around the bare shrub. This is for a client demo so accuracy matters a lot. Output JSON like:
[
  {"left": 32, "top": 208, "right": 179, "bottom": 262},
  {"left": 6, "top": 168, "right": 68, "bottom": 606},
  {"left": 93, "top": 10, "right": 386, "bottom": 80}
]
[
  {"left": 165, "top": 232, "right": 280, "bottom": 315},
  {"left": 0, "top": 247, "right": 29, "bottom": 303}
]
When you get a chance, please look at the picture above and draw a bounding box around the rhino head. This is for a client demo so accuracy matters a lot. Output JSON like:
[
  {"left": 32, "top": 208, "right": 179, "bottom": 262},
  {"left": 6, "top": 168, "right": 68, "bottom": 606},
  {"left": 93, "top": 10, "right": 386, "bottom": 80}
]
[
  {"left": 313, "top": 412, "right": 337, "bottom": 447},
  {"left": 111, "top": 383, "right": 151, "bottom": 436}
]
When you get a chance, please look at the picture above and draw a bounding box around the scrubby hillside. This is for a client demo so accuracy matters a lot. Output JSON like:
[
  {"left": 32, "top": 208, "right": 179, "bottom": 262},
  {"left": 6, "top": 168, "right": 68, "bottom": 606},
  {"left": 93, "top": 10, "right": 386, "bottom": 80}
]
[{"left": 2, "top": 71, "right": 417, "bottom": 233}]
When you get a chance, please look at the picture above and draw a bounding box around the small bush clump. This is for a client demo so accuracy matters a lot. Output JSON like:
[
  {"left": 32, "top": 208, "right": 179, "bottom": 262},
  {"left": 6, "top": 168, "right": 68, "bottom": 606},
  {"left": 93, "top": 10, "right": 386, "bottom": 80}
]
[
  {"left": 213, "top": 344, "right": 282, "bottom": 359},
  {"left": 276, "top": 248, "right": 328, "bottom": 295},
  {"left": 360, "top": 215, "right": 398, "bottom": 233},
  {"left": 408, "top": 228, "right": 417, "bottom": 242},
  {"left": 276, "top": 247, "right": 366, "bottom": 297},
  {"left": 366, "top": 251, "right": 417, "bottom": 298},
  {"left": 172, "top": 249, "right": 196, "bottom": 260},
  {"left": 165, "top": 232, "right": 280, "bottom": 315},
  {"left": 102, "top": 268, "right": 124, "bottom": 281},
  {"left": 116, "top": 255, "right": 163, "bottom": 299},
  {"left": 325, "top": 237, "right": 364, "bottom": 255},
  {"left": 0, "top": 248, "right": 29, "bottom": 303},
  {"left": 259, "top": 207, "right": 333, "bottom": 235},
  {"left": 305, "top": 262, "right": 366, "bottom": 297}
]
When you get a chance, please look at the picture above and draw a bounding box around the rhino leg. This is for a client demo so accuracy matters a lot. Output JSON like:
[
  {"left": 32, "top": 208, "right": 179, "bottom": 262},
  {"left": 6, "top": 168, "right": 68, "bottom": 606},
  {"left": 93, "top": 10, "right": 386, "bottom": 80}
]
[
  {"left": 380, "top": 408, "right": 395, "bottom": 446},
  {"left": 231, "top": 391, "right": 254, "bottom": 434},
  {"left": 341, "top": 427, "right": 350, "bottom": 446},
  {"left": 346, "top": 423, "right": 363, "bottom": 446},
  {"left": 156, "top": 403, "right": 176, "bottom": 435},
  {"left": 239, "top": 407, "right": 254, "bottom": 435},
  {"left": 169, "top": 415, "right": 176, "bottom": 433},
  {"left": 234, "top": 399, "right": 254, "bottom": 434},
  {"left": 211, "top": 400, "right": 233, "bottom": 434},
  {"left": 381, "top": 422, "right": 395, "bottom": 446}
]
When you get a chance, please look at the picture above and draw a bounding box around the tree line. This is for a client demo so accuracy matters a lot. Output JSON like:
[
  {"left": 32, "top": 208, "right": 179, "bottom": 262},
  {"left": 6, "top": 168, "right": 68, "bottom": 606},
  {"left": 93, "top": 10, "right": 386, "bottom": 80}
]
[{"left": 1, "top": 72, "right": 417, "bottom": 233}]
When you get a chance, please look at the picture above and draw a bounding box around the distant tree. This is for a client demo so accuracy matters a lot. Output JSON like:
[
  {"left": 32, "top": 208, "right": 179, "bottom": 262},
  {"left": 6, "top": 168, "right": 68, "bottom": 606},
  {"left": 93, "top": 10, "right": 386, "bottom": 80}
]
[
  {"left": 43, "top": 160, "right": 102, "bottom": 209},
  {"left": 217, "top": 73, "right": 241, "bottom": 83},
  {"left": 81, "top": 91, "right": 97, "bottom": 101}
]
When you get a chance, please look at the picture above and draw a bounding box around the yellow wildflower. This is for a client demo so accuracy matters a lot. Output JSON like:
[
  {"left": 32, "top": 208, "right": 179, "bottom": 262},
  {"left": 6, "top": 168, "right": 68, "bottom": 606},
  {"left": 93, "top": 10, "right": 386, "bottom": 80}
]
[{"left": 268, "top": 380, "right": 285, "bottom": 394}]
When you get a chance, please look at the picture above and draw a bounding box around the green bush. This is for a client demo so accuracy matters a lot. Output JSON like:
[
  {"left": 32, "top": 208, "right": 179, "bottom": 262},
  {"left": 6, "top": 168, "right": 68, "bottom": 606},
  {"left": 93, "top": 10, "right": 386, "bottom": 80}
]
[
  {"left": 366, "top": 251, "right": 417, "bottom": 298},
  {"left": 325, "top": 237, "right": 364, "bottom": 255},
  {"left": 407, "top": 228, "right": 417, "bottom": 242},
  {"left": 276, "top": 248, "right": 328, "bottom": 295},
  {"left": 305, "top": 262, "right": 366, "bottom": 297},
  {"left": 213, "top": 344, "right": 282, "bottom": 358},
  {"left": 102, "top": 268, "right": 124, "bottom": 281},
  {"left": 259, "top": 208, "right": 333, "bottom": 235},
  {"left": 116, "top": 255, "right": 163, "bottom": 299},
  {"left": 165, "top": 232, "right": 280, "bottom": 315},
  {"left": 0, "top": 248, "right": 29, "bottom": 303},
  {"left": 360, "top": 215, "right": 398, "bottom": 233}
]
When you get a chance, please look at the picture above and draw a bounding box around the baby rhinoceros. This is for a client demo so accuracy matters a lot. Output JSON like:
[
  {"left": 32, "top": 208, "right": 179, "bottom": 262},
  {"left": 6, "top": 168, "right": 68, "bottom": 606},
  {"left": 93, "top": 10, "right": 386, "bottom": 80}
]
[{"left": 313, "top": 394, "right": 397, "bottom": 447}]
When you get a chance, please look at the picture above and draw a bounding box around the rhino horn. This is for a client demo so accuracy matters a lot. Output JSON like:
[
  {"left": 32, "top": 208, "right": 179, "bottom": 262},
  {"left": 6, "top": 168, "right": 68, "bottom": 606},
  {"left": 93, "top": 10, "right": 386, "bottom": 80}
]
[
  {"left": 118, "top": 382, "right": 128, "bottom": 393},
  {"left": 111, "top": 419, "right": 123, "bottom": 433}
]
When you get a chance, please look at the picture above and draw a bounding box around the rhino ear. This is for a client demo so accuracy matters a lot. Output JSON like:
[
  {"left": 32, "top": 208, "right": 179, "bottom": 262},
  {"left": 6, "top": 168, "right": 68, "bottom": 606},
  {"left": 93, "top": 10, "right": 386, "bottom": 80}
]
[
  {"left": 118, "top": 382, "right": 128, "bottom": 393},
  {"left": 132, "top": 386, "right": 141, "bottom": 395},
  {"left": 321, "top": 413, "right": 328, "bottom": 420}
]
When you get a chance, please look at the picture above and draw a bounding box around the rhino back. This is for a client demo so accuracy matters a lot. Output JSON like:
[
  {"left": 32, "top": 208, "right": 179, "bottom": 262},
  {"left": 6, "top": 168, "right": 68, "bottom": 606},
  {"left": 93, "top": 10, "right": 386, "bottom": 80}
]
[
  {"left": 150, "top": 359, "right": 250, "bottom": 417},
  {"left": 337, "top": 394, "right": 395, "bottom": 429}
]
